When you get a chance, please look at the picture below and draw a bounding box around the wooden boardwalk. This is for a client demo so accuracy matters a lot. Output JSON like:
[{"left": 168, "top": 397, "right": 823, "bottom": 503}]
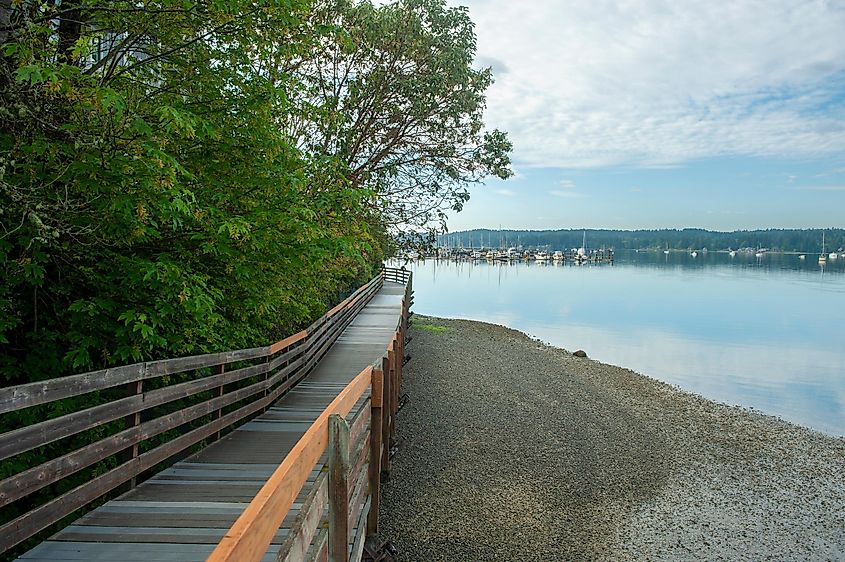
[{"left": 16, "top": 282, "right": 408, "bottom": 562}]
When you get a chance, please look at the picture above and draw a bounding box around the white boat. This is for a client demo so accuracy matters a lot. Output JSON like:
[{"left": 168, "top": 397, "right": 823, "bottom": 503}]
[
  {"left": 663, "top": 250, "right": 670, "bottom": 255},
  {"left": 535, "top": 251, "right": 549, "bottom": 262},
  {"left": 729, "top": 250, "right": 737, "bottom": 257},
  {"left": 690, "top": 251, "right": 698, "bottom": 258},
  {"left": 552, "top": 250, "right": 564, "bottom": 261},
  {"left": 486, "top": 250, "right": 495, "bottom": 260},
  {"left": 830, "top": 252, "right": 839, "bottom": 260},
  {"left": 799, "top": 254, "right": 806, "bottom": 260},
  {"left": 755, "top": 251, "right": 764, "bottom": 258}
]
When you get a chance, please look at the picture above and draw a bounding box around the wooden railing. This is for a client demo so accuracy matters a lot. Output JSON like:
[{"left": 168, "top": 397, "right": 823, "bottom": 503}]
[
  {"left": 209, "top": 266, "right": 411, "bottom": 562},
  {"left": 0, "top": 267, "right": 410, "bottom": 556}
]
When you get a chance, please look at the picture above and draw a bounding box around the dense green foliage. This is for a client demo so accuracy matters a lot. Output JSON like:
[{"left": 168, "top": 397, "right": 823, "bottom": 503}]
[
  {"left": 0, "top": 0, "right": 510, "bottom": 386},
  {"left": 440, "top": 228, "right": 845, "bottom": 253}
]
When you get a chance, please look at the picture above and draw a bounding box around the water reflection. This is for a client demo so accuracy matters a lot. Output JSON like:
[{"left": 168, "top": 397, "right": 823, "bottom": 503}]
[{"left": 402, "top": 252, "right": 845, "bottom": 435}]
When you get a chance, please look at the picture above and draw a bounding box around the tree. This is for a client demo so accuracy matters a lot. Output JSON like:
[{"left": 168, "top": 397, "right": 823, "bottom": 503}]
[
  {"left": 0, "top": 0, "right": 383, "bottom": 381},
  {"left": 286, "top": 0, "right": 512, "bottom": 233}
]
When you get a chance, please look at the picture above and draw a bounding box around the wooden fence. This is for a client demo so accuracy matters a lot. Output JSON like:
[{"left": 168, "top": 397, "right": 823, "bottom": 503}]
[{"left": 0, "top": 267, "right": 412, "bottom": 558}]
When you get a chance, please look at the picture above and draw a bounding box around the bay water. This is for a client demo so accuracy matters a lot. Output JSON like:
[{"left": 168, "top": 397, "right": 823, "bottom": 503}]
[{"left": 399, "top": 251, "right": 845, "bottom": 435}]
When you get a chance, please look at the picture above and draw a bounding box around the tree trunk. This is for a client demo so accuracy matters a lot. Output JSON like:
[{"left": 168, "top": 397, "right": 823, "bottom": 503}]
[
  {"left": 0, "top": 0, "right": 12, "bottom": 45},
  {"left": 57, "top": 0, "right": 84, "bottom": 65}
]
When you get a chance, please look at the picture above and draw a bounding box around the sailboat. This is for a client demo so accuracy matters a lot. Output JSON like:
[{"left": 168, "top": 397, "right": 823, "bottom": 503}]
[
  {"left": 576, "top": 231, "right": 588, "bottom": 263},
  {"left": 819, "top": 232, "right": 827, "bottom": 264},
  {"left": 663, "top": 242, "right": 670, "bottom": 255}
]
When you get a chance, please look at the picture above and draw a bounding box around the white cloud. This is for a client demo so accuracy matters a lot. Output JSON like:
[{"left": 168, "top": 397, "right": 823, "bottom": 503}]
[
  {"left": 557, "top": 179, "right": 575, "bottom": 188},
  {"left": 458, "top": 0, "right": 845, "bottom": 168},
  {"left": 793, "top": 185, "right": 845, "bottom": 191},
  {"left": 549, "top": 190, "right": 584, "bottom": 198},
  {"left": 495, "top": 188, "right": 516, "bottom": 196}
]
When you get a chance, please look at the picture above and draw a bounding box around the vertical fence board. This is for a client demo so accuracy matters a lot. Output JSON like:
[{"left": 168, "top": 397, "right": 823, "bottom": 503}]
[
  {"left": 367, "top": 367, "right": 383, "bottom": 536},
  {"left": 328, "top": 415, "right": 350, "bottom": 562}
]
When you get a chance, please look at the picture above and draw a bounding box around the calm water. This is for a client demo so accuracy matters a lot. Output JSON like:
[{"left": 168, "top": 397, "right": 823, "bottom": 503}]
[{"left": 399, "top": 251, "right": 845, "bottom": 435}]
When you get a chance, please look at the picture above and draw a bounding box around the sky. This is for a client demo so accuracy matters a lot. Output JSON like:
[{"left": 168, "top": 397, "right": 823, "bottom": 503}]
[{"left": 445, "top": 0, "right": 845, "bottom": 231}]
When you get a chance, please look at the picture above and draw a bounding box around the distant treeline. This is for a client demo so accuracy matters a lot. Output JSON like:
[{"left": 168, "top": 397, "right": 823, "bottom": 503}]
[{"left": 438, "top": 228, "right": 845, "bottom": 252}]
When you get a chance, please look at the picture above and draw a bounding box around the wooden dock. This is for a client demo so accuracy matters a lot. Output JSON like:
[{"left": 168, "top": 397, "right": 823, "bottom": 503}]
[{"left": 1, "top": 268, "right": 412, "bottom": 562}]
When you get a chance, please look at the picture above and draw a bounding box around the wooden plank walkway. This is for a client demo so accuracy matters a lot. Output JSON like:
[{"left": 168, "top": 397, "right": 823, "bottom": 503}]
[{"left": 18, "top": 282, "right": 408, "bottom": 562}]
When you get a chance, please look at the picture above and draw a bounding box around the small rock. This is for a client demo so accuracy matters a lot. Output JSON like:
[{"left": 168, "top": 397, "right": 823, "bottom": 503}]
[{"left": 573, "top": 350, "right": 588, "bottom": 358}]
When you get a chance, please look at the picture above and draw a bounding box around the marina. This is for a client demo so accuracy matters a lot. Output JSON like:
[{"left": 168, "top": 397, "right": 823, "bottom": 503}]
[
  {"left": 399, "top": 250, "right": 845, "bottom": 435},
  {"left": 417, "top": 246, "right": 616, "bottom": 265}
]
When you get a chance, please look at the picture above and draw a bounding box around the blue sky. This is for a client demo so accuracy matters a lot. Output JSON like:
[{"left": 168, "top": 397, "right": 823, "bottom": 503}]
[{"left": 445, "top": 0, "right": 845, "bottom": 231}]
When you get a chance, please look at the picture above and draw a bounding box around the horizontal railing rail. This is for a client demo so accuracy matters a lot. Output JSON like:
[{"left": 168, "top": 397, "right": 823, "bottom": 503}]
[
  {"left": 208, "top": 268, "right": 411, "bottom": 562},
  {"left": 0, "top": 267, "right": 410, "bottom": 556}
]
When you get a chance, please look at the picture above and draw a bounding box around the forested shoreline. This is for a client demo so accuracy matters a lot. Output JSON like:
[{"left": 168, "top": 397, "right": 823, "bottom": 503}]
[
  {"left": 439, "top": 228, "right": 845, "bottom": 253},
  {"left": 0, "top": 0, "right": 511, "bottom": 386}
]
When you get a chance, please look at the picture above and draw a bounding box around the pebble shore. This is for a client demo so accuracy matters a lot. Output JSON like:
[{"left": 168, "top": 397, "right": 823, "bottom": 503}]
[{"left": 378, "top": 315, "right": 845, "bottom": 561}]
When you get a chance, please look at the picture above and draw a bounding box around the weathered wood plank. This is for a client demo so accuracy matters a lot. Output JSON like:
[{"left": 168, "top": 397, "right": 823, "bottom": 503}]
[
  {"left": 269, "top": 331, "right": 307, "bottom": 356},
  {"left": 347, "top": 401, "right": 371, "bottom": 452},
  {"left": 0, "top": 364, "right": 145, "bottom": 415},
  {"left": 276, "top": 473, "right": 327, "bottom": 562},
  {"left": 327, "top": 415, "right": 349, "bottom": 562},
  {"left": 306, "top": 529, "right": 329, "bottom": 562},
  {"left": 268, "top": 348, "right": 306, "bottom": 372},
  {"left": 366, "top": 367, "right": 383, "bottom": 536},
  {"left": 347, "top": 461, "right": 368, "bottom": 543},
  {"left": 380, "top": 355, "right": 391, "bottom": 477},
  {"left": 347, "top": 432, "right": 369, "bottom": 503},
  {"left": 349, "top": 498, "right": 371, "bottom": 562}
]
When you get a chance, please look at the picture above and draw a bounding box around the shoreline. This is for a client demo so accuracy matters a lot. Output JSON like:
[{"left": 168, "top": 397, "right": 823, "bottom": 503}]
[{"left": 378, "top": 315, "right": 845, "bottom": 561}]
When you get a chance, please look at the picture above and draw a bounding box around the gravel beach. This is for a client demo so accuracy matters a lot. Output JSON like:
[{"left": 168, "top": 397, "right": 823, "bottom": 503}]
[{"left": 378, "top": 315, "right": 845, "bottom": 561}]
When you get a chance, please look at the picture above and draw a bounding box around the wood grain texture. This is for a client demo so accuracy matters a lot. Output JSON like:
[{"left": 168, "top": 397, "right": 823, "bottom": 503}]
[
  {"left": 367, "top": 367, "right": 384, "bottom": 536},
  {"left": 327, "top": 415, "right": 350, "bottom": 562},
  {"left": 276, "top": 473, "right": 328, "bottom": 562}
]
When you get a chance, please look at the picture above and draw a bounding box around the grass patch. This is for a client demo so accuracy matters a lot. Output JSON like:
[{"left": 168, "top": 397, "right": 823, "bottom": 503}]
[{"left": 416, "top": 323, "right": 449, "bottom": 333}]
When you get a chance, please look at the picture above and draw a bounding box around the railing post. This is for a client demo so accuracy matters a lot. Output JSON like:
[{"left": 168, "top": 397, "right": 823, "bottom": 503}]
[
  {"left": 262, "top": 354, "right": 270, "bottom": 413},
  {"left": 328, "top": 414, "right": 350, "bottom": 562},
  {"left": 398, "top": 301, "right": 405, "bottom": 389},
  {"left": 380, "top": 356, "right": 391, "bottom": 477},
  {"left": 387, "top": 340, "right": 397, "bottom": 421},
  {"left": 367, "top": 368, "right": 384, "bottom": 535},
  {"left": 117, "top": 379, "right": 143, "bottom": 492},
  {"left": 213, "top": 364, "right": 225, "bottom": 441}
]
